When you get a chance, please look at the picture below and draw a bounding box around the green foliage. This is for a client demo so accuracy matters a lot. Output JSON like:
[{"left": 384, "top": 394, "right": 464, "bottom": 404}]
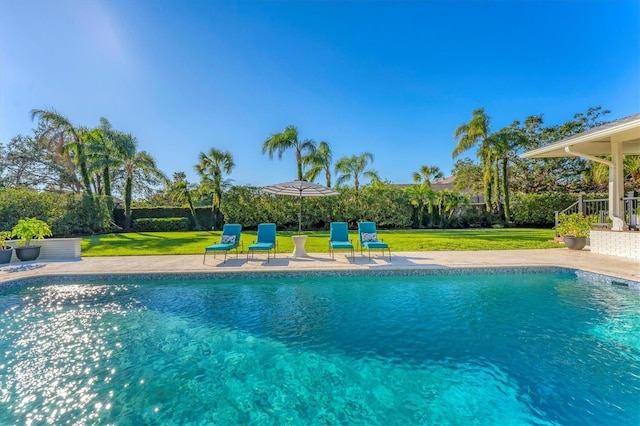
[
  {"left": 220, "top": 185, "right": 412, "bottom": 230},
  {"left": 133, "top": 217, "right": 190, "bottom": 232},
  {"left": 11, "top": 217, "right": 53, "bottom": 246},
  {"left": 117, "top": 206, "right": 214, "bottom": 230},
  {"left": 0, "top": 231, "right": 11, "bottom": 249},
  {"left": 510, "top": 192, "right": 580, "bottom": 226},
  {"left": 556, "top": 213, "right": 592, "bottom": 238},
  {"left": 0, "top": 188, "right": 112, "bottom": 236}
]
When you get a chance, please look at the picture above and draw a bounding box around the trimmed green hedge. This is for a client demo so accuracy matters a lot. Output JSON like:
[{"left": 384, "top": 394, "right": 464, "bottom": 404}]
[
  {"left": 0, "top": 188, "right": 112, "bottom": 236},
  {"left": 132, "top": 217, "right": 190, "bottom": 232},
  {"left": 510, "top": 192, "right": 607, "bottom": 226},
  {"left": 115, "top": 207, "right": 214, "bottom": 230},
  {"left": 219, "top": 185, "right": 413, "bottom": 230}
]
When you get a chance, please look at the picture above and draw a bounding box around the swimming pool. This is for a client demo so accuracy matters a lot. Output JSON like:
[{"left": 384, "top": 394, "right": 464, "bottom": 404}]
[{"left": 1, "top": 269, "right": 638, "bottom": 424}]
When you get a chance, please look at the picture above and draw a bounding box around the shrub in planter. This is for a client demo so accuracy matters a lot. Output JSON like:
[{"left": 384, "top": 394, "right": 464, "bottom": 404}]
[
  {"left": 10, "top": 218, "right": 53, "bottom": 261},
  {"left": 556, "top": 213, "right": 591, "bottom": 250},
  {"left": 0, "top": 230, "right": 12, "bottom": 264}
]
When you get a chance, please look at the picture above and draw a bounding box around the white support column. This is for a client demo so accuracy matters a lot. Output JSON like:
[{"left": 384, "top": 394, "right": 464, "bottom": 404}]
[{"left": 610, "top": 140, "right": 627, "bottom": 231}]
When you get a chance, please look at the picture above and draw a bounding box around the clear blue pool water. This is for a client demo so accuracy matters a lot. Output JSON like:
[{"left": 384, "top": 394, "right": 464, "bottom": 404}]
[{"left": 0, "top": 272, "right": 639, "bottom": 425}]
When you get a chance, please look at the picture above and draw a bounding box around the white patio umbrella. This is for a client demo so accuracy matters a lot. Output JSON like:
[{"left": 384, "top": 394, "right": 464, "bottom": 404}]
[{"left": 261, "top": 180, "right": 339, "bottom": 234}]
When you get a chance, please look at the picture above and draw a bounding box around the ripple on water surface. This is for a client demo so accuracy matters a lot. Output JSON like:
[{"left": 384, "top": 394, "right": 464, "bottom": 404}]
[{"left": 0, "top": 273, "right": 638, "bottom": 425}]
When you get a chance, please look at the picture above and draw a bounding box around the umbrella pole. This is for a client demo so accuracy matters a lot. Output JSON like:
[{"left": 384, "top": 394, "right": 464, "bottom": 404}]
[{"left": 298, "top": 194, "right": 302, "bottom": 234}]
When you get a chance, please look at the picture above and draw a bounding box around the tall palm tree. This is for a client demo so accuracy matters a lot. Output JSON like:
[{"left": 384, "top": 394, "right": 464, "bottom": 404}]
[
  {"left": 262, "top": 125, "right": 316, "bottom": 180},
  {"left": 412, "top": 165, "right": 444, "bottom": 187},
  {"left": 86, "top": 118, "right": 136, "bottom": 215},
  {"left": 303, "top": 141, "right": 333, "bottom": 187},
  {"left": 486, "top": 128, "right": 527, "bottom": 223},
  {"left": 120, "top": 134, "right": 165, "bottom": 230},
  {"left": 195, "top": 148, "right": 235, "bottom": 229},
  {"left": 452, "top": 107, "right": 492, "bottom": 212},
  {"left": 31, "top": 108, "right": 92, "bottom": 194},
  {"left": 335, "top": 152, "right": 380, "bottom": 191}
]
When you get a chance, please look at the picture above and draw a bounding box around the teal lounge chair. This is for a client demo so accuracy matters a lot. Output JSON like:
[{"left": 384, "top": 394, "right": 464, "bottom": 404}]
[
  {"left": 203, "top": 224, "right": 242, "bottom": 264},
  {"left": 358, "top": 222, "right": 391, "bottom": 261},
  {"left": 329, "top": 222, "right": 354, "bottom": 260},
  {"left": 248, "top": 223, "right": 277, "bottom": 262}
]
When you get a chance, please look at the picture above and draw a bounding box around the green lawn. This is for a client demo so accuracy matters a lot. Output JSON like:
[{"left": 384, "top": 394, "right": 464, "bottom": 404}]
[{"left": 81, "top": 228, "right": 559, "bottom": 257}]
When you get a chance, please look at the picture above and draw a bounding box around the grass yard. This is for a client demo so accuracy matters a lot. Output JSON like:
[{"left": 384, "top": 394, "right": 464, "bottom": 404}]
[{"left": 81, "top": 228, "right": 560, "bottom": 257}]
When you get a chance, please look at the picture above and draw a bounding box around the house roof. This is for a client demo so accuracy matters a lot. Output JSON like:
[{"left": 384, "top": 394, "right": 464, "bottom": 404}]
[{"left": 520, "top": 113, "right": 640, "bottom": 159}]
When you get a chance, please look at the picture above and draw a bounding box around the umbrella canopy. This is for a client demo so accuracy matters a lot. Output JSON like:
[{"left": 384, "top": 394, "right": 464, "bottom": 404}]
[{"left": 262, "top": 180, "right": 339, "bottom": 233}]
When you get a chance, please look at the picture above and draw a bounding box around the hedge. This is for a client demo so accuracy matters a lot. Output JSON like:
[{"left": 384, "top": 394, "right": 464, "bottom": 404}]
[
  {"left": 0, "top": 188, "right": 113, "bottom": 236},
  {"left": 219, "top": 185, "right": 413, "bottom": 230},
  {"left": 115, "top": 206, "right": 215, "bottom": 231},
  {"left": 509, "top": 192, "right": 607, "bottom": 227},
  {"left": 132, "top": 217, "right": 190, "bottom": 232}
]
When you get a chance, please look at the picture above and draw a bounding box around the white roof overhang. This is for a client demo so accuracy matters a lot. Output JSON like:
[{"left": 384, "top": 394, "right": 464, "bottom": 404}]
[{"left": 520, "top": 113, "right": 640, "bottom": 159}]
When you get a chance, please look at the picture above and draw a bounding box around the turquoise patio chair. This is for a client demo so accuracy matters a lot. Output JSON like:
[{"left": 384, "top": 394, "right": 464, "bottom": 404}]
[
  {"left": 358, "top": 222, "right": 391, "bottom": 261},
  {"left": 329, "top": 222, "right": 354, "bottom": 260},
  {"left": 248, "top": 223, "right": 277, "bottom": 262},
  {"left": 203, "top": 224, "right": 242, "bottom": 264}
]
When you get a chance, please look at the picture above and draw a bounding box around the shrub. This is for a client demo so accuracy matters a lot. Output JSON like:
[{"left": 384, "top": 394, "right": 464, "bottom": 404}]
[
  {"left": 0, "top": 188, "right": 112, "bottom": 236},
  {"left": 132, "top": 217, "right": 190, "bottom": 232},
  {"left": 510, "top": 193, "right": 579, "bottom": 227},
  {"left": 556, "top": 213, "right": 592, "bottom": 238}
]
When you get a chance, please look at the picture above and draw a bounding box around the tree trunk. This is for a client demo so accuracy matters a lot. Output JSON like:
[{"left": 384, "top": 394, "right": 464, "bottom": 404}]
[
  {"left": 125, "top": 177, "right": 132, "bottom": 231},
  {"left": 103, "top": 167, "right": 114, "bottom": 220},
  {"left": 502, "top": 158, "right": 511, "bottom": 224},
  {"left": 494, "top": 158, "right": 503, "bottom": 218},
  {"left": 76, "top": 144, "right": 93, "bottom": 195}
]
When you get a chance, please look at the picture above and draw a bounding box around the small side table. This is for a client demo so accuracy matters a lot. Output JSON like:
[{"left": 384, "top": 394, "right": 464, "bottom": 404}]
[{"left": 291, "top": 235, "right": 308, "bottom": 257}]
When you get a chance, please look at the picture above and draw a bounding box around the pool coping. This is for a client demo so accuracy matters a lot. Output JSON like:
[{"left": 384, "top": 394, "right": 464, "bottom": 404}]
[
  {"left": 1, "top": 266, "right": 638, "bottom": 293},
  {"left": 1, "top": 249, "right": 638, "bottom": 291}
]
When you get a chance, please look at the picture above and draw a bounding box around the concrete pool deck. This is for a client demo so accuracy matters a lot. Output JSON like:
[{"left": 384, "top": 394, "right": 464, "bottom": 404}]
[{"left": 0, "top": 248, "right": 638, "bottom": 284}]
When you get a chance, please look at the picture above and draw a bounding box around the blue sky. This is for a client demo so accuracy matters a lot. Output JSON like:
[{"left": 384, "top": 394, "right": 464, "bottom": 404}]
[{"left": 1, "top": 0, "right": 639, "bottom": 188}]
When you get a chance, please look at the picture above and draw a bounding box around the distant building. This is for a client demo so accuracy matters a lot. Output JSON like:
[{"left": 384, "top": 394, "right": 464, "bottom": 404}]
[{"left": 394, "top": 177, "right": 483, "bottom": 204}]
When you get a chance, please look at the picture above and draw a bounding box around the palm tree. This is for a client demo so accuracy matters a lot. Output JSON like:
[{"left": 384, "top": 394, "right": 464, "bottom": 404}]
[
  {"left": 412, "top": 165, "right": 444, "bottom": 187},
  {"left": 435, "top": 189, "right": 469, "bottom": 227},
  {"left": 195, "top": 148, "right": 235, "bottom": 229},
  {"left": 303, "top": 141, "right": 333, "bottom": 187},
  {"left": 335, "top": 152, "right": 380, "bottom": 191},
  {"left": 625, "top": 155, "right": 640, "bottom": 187},
  {"left": 169, "top": 174, "right": 201, "bottom": 230},
  {"left": 452, "top": 107, "right": 492, "bottom": 212},
  {"left": 404, "top": 184, "right": 436, "bottom": 227},
  {"left": 120, "top": 134, "right": 166, "bottom": 230},
  {"left": 262, "top": 125, "right": 316, "bottom": 180},
  {"left": 31, "top": 108, "right": 92, "bottom": 194},
  {"left": 85, "top": 118, "right": 136, "bottom": 215},
  {"left": 486, "top": 128, "right": 528, "bottom": 223}
]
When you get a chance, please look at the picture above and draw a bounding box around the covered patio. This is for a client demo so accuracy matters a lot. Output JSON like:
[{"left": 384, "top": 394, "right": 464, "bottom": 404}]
[{"left": 521, "top": 113, "right": 640, "bottom": 259}]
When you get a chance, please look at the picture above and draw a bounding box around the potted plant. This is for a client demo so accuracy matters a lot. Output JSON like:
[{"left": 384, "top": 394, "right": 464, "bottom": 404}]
[
  {"left": 10, "top": 217, "right": 53, "bottom": 261},
  {"left": 556, "top": 213, "right": 591, "bottom": 250},
  {"left": 0, "top": 230, "right": 12, "bottom": 264}
]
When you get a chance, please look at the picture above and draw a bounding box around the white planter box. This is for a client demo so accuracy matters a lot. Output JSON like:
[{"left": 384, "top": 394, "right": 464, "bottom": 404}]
[{"left": 5, "top": 238, "right": 81, "bottom": 262}]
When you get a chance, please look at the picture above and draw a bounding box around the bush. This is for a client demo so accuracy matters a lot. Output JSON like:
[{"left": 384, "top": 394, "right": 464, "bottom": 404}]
[
  {"left": 219, "top": 184, "right": 412, "bottom": 230},
  {"left": 116, "top": 207, "right": 213, "bottom": 231},
  {"left": 510, "top": 193, "right": 579, "bottom": 227},
  {"left": 0, "top": 188, "right": 112, "bottom": 236},
  {"left": 132, "top": 217, "right": 190, "bottom": 232}
]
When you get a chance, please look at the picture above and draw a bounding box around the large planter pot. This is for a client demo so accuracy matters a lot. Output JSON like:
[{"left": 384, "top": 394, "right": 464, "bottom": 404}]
[
  {"left": 563, "top": 236, "right": 587, "bottom": 250},
  {"left": 14, "top": 245, "right": 42, "bottom": 261},
  {"left": 0, "top": 247, "right": 12, "bottom": 264}
]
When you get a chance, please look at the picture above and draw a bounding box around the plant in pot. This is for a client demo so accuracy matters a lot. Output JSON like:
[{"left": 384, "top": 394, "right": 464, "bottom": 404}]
[
  {"left": 10, "top": 217, "right": 53, "bottom": 261},
  {"left": 0, "top": 230, "right": 13, "bottom": 264},
  {"left": 556, "top": 213, "right": 591, "bottom": 250}
]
